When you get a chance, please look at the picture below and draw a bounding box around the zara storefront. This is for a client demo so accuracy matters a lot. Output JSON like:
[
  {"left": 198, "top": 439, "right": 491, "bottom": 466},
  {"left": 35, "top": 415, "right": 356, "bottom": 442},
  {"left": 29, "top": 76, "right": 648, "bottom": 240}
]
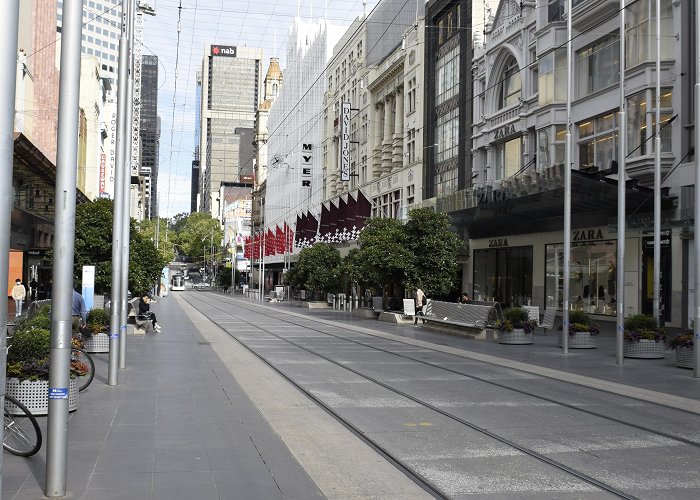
[{"left": 468, "top": 225, "right": 675, "bottom": 324}]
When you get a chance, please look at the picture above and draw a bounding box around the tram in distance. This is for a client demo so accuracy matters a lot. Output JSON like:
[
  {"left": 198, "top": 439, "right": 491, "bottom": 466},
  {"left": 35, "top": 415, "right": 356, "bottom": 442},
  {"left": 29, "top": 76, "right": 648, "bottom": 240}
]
[{"left": 171, "top": 274, "right": 185, "bottom": 291}]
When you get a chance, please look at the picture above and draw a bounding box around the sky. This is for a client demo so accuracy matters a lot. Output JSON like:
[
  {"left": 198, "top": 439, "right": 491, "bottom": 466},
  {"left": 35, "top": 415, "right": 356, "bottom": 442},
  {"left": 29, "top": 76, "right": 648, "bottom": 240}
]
[{"left": 143, "top": 0, "right": 498, "bottom": 218}]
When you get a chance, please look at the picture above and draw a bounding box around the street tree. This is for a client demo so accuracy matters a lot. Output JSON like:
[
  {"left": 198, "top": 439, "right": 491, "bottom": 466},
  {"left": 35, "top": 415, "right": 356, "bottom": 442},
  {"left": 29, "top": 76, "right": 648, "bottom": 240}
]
[
  {"left": 403, "top": 208, "right": 463, "bottom": 297},
  {"left": 284, "top": 243, "right": 342, "bottom": 300},
  {"left": 170, "top": 212, "right": 223, "bottom": 262}
]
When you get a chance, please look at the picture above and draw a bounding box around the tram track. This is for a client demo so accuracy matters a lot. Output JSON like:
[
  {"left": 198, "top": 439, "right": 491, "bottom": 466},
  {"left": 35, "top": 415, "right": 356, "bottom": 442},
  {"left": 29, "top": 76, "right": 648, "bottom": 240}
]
[{"left": 180, "top": 292, "right": 700, "bottom": 499}]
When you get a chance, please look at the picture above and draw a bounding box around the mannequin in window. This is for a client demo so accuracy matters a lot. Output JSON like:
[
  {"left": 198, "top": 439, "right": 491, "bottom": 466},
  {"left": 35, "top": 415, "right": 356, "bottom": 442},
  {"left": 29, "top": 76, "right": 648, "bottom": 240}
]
[{"left": 607, "top": 260, "right": 616, "bottom": 298}]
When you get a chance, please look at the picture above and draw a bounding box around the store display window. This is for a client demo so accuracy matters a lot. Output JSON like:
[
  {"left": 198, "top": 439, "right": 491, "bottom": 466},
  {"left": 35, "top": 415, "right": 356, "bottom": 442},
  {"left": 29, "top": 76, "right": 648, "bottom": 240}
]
[
  {"left": 473, "top": 246, "right": 533, "bottom": 308},
  {"left": 545, "top": 240, "right": 617, "bottom": 315}
]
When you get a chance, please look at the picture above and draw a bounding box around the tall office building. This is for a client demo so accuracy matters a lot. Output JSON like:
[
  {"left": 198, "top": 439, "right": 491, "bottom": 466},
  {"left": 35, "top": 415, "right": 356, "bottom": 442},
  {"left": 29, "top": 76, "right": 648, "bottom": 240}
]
[
  {"left": 197, "top": 44, "right": 263, "bottom": 220},
  {"left": 140, "top": 54, "right": 159, "bottom": 219},
  {"left": 57, "top": 0, "right": 121, "bottom": 83}
]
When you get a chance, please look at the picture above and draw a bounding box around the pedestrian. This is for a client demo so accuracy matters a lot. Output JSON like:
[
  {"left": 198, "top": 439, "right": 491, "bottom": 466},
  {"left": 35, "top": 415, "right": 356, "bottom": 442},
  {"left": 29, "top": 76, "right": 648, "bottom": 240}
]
[
  {"left": 45, "top": 279, "right": 52, "bottom": 299},
  {"left": 29, "top": 278, "right": 38, "bottom": 301},
  {"left": 138, "top": 292, "right": 161, "bottom": 333},
  {"left": 414, "top": 287, "right": 427, "bottom": 325},
  {"left": 11, "top": 279, "right": 26, "bottom": 317},
  {"left": 460, "top": 292, "right": 471, "bottom": 304},
  {"left": 71, "top": 289, "right": 88, "bottom": 331}
]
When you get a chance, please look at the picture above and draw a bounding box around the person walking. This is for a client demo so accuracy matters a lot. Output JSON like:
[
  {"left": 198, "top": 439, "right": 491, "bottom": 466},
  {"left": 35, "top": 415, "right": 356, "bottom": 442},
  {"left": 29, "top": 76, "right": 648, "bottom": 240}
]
[
  {"left": 11, "top": 279, "right": 26, "bottom": 317},
  {"left": 29, "top": 278, "right": 38, "bottom": 301},
  {"left": 71, "top": 289, "right": 88, "bottom": 332},
  {"left": 414, "top": 287, "right": 426, "bottom": 325}
]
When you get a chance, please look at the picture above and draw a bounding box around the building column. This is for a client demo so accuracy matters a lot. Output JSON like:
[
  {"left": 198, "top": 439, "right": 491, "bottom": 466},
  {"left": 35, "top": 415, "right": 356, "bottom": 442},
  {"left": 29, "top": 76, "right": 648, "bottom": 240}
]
[
  {"left": 372, "top": 102, "right": 383, "bottom": 179},
  {"left": 392, "top": 88, "right": 404, "bottom": 172},
  {"left": 382, "top": 94, "right": 394, "bottom": 175}
]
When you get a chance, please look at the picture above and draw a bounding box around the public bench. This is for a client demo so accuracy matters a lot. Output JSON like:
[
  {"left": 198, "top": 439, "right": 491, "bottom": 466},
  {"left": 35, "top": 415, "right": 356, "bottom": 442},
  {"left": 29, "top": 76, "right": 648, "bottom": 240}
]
[
  {"left": 127, "top": 297, "right": 149, "bottom": 334},
  {"left": 422, "top": 300, "right": 503, "bottom": 339}
]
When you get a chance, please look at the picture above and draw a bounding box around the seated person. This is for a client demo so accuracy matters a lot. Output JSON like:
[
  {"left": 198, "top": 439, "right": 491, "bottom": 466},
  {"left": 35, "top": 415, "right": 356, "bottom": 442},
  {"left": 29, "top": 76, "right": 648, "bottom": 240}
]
[
  {"left": 138, "top": 292, "right": 161, "bottom": 333},
  {"left": 460, "top": 293, "right": 472, "bottom": 304}
]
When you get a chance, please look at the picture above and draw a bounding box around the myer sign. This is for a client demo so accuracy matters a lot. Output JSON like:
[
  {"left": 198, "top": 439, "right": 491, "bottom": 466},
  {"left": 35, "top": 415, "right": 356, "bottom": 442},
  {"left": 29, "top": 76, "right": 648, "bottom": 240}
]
[
  {"left": 301, "top": 143, "right": 312, "bottom": 190},
  {"left": 339, "top": 102, "right": 351, "bottom": 182}
]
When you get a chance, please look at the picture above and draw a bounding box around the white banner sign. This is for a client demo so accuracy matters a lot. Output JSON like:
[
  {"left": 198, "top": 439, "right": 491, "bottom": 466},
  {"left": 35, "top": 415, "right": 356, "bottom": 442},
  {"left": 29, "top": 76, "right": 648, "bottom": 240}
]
[{"left": 339, "top": 102, "right": 351, "bottom": 181}]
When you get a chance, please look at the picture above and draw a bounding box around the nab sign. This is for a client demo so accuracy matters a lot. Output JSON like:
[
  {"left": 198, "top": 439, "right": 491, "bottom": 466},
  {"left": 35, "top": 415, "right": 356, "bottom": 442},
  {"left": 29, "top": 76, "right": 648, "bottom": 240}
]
[{"left": 211, "top": 45, "right": 237, "bottom": 57}]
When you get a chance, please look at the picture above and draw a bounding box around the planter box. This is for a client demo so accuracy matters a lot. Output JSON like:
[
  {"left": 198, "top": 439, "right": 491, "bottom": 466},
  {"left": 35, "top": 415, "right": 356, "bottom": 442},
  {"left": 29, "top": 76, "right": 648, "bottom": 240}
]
[
  {"left": 83, "top": 332, "right": 110, "bottom": 353},
  {"left": 558, "top": 331, "right": 598, "bottom": 349},
  {"left": 623, "top": 339, "right": 665, "bottom": 359},
  {"left": 499, "top": 328, "right": 533, "bottom": 345},
  {"left": 675, "top": 346, "right": 694, "bottom": 369},
  {"left": 6, "top": 377, "right": 79, "bottom": 416}
]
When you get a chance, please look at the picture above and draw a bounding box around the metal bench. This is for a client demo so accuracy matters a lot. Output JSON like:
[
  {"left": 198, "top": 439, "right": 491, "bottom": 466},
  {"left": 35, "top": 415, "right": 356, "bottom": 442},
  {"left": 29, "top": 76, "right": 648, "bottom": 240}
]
[
  {"left": 27, "top": 299, "right": 52, "bottom": 319},
  {"left": 522, "top": 305, "right": 557, "bottom": 335},
  {"left": 128, "top": 297, "right": 150, "bottom": 333},
  {"left": 424, "top": 300, "right": 502, "bottom": 331}
]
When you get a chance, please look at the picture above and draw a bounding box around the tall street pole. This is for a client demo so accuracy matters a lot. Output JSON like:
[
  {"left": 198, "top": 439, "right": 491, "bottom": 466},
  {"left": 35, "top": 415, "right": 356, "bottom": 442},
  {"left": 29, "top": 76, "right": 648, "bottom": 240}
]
[
  {"left": 0, "top": 1, "right": 20, "bottom": 494},
  {"left": 694, "top": 0, "right": 700, "bottom": 378},
  {"left": 45, "top": 0, "right": 82, "bottom": 495},
  {"left": 617, "top": 0, "right": 628, "bottom": 365},
  {"left": 653, "top": 0, "right": 661, "bottom": 325},
  {"left": 120, "top": 0, "right": 136, "bottom": 369},
  {"left": 562, "top": 0, "right": 573, "bottom": 354},
  {"left": 109, "top": 0, "right": 132, "bottom": 385}
]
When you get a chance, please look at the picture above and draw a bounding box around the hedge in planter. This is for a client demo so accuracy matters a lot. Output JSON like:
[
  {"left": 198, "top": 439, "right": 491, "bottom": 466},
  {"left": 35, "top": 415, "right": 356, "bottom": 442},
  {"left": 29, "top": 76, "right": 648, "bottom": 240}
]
[
  {"left": 623, "top": 314, "right": 666, "bottom": 359},
  {"left": 667, "top": 333, "right": 694, "bottom": 369},
  {"left": 496, "top": 307, "right": 538, "bottom": 345},
  {"left": 558, "top": 310, "right": 599, "bottom": 349}
]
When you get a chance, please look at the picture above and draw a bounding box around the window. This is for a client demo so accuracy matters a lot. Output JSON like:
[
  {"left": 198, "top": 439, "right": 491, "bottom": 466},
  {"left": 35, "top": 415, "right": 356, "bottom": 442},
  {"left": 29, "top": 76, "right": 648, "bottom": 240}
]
[
  {"left": 473, "top": 246, "right": 533, "bottom": 308},
  {"left": 436, "top": 45, "right": 459, "bottom": 106},
  {"left": 548, "top": 0, "right": 565, "bottom": 23},
  {"left": 627, "top": 88, "right": 673, "bottom": 158},
  {"left": 438, "top": 20, "right": 444, "bottom": 44},
  {"left": 407, "top": 128, "right": 417, "bottom": 163},
  {"left": 578, "top": 113, "right": 618, "bottom": 171},
  {"left": 407, "top": 77, "right": 417, "bottom": 114},
  {"left": 447, "top": 12, "right": 453, "bottom": 37},
  {"left": 328, "top": 75, "right": 332, "bottom": 91},
  {"left": 538, "top": 48, "right": 567, "bottom": 106},
  {"left": 530, "top": 49, "right": 538, "bottom": 95},
  {"left": 538, "top": 125, "right": 566, "bottom": 169},
  {"left": 406, "top": 184, "right": 415, "bottom": 207},
  {"left": 626, "top": 0, "right": 673, "bottom": 67},
  {"left": 546, "top": 241, "right": 617, "bottom": 315},
  {"left": 435, "top": 108, "right": 458, "bottom": 163},
  {"left": 372, "top": 190, "right": 402, "bottom": 219},
  {"left": 361, "top": 155, "right": 367, "bottom": 183},
  {"left": 577, "top": 33, "right": 619, "bottom": 97},
  {"left": 494, "top": 136, "right": 522, "bottom": 179},
  {"left": 357, "top": 41, "right": 363, "bottom": 60},
  {"left": 499, "top": 56, "right": 521, "bottom": 109}
]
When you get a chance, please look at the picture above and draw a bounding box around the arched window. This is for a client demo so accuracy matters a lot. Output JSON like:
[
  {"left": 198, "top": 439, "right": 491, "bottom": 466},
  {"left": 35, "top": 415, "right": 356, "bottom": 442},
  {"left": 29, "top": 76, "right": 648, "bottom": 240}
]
[
  {"left": 499, "top": 57, "right": 521, "bottom": 109},
  {"left": 272, "top": 83, "right": 278, "bottom": 97}
]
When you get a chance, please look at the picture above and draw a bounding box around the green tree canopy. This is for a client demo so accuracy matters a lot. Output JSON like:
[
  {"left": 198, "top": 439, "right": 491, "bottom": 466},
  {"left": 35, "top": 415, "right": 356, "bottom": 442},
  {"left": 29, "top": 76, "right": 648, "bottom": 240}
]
[
  {"left": 170, "top": 212, "right": 224, "bottom": 263},
  {"left": 403, "top": 208, "right": 463, "bottom": 297},
  {"left": 352, "top": 217, "right": 412, "bottom": 292},
  {"left": 73, "top": 198, "right": 166, "bottom": 294},
  {"left": 284, "top": 243, "right": 342, "bottom": 299}
]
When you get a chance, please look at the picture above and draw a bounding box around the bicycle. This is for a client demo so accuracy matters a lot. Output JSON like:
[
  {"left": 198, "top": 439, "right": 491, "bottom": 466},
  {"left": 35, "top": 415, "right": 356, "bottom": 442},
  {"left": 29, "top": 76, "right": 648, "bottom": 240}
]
[
  {"left": 71, "top": 347, "right": 95, "bottom": 392},
  {"left": 3, "top": 394, "right": 42, "bottom": 457}
]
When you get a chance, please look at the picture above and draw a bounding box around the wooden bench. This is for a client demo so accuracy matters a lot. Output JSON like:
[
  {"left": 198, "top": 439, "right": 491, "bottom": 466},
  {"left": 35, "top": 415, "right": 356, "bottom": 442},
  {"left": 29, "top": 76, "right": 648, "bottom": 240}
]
[{"left": 422, "top": 300, "right": 503, "bottom": 339}]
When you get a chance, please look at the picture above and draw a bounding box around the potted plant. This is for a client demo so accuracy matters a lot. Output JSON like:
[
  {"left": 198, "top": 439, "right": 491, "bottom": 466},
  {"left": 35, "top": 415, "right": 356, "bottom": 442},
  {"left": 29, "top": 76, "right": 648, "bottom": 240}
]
[
  {"left": 6, "top": 326, "right": 83, "bottom": 415},
  {"left": 558, "top": 310, "right": 600, "bottom": 349},
  {"left": 82, "top": 307, "right": 110, "bottom": 353},
  {"left": 623, "top": 314, "right": 666, "bottom": 359},
  {"left": 496, "top": 307, "right": 538, "bottom": 345},
  {"left": 667, "top": 330, "right": 694, "bottom": 369}
]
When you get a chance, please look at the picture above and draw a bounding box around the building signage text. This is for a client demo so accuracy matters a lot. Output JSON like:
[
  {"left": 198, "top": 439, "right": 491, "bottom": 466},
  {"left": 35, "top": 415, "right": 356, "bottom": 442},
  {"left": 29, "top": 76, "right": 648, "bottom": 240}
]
[
  {"left": 572, "top": 229, "right": 604, "bottom": 242},
  {"left": 211, "top": 45, "right": 237, "bottom": 57},
  {"left": 494, "top": 124, "right": 516, "bottom": 141},
  {"left": 339, "top": 102, "right": 351, "bottom": 182},
  {"left": 301, "top": 143, "right": 313, "bottom": 190},
  {"left": 489, "top": 238, "right": 508, "bottom": 248}
]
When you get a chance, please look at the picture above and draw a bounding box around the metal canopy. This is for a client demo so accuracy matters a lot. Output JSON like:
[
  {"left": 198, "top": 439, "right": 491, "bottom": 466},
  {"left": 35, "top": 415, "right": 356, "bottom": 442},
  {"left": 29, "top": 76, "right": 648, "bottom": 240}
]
[{"left": 450, "top": 171, "right": 675, "bottom": 239}]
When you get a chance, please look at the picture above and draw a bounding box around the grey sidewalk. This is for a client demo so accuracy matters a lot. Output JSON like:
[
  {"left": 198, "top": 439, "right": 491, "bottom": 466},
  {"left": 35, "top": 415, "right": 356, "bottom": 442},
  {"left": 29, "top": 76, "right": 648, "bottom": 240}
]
[{"left": 2, "top": 295, "right": 324, "bottom": 500}]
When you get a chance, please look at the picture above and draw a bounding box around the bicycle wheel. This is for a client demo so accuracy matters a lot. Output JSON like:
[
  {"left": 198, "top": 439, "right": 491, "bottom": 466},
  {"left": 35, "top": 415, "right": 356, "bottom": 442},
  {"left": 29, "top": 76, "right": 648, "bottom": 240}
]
[
  {"left": 3, "top": 394, "right": 42, "bottom": 457},
  {"left": 71, "top": 347, "right": 95, "bottom": 392}
]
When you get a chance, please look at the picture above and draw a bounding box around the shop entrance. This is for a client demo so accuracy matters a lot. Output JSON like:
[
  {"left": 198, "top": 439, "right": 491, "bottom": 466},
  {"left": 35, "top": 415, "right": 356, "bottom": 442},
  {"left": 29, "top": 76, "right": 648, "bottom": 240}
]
[{"left": 473, "top": 246, "right": 533, "bottom": 309}]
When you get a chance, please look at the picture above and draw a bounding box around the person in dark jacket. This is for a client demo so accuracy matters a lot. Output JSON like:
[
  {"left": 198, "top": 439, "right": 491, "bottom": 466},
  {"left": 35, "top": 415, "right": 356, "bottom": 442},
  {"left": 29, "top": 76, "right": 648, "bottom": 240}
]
[{"left": 138, "top": 293, "right": 161, "bottom": 333}]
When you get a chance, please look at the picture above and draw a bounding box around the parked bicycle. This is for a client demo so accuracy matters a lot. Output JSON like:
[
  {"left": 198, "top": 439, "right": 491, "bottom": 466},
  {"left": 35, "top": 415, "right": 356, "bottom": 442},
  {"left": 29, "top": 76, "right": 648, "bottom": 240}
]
[
  {"left": 3, "top": 394, "right": 42, "bottom": 457},
  {"left": 71, "top": 347, "right": 95, "bottom": 392}
]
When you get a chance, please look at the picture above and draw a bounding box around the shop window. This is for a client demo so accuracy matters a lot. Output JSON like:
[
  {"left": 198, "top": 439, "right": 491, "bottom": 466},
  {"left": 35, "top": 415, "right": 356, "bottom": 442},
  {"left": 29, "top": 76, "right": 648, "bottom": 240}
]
[
  {"left": 577, "top": 112, "right": 618, "bottom": 171},
  {"left": 577, "top": 32, "right": 619, "bottom": 98},
  {"left": 495, "top": 136, "right": 522, "bottom": 179},
  {"left": 545, "top": 240, "right": 617, "bottom": 315},
  {"left": 472, "top": 246, "right": 533, "bottom": 308},
  {"left": 538, "top": 48, "right": 566, "bottom": 106},
  {"left": 626, "top": 0, "right": 673, "bottom": 68},
  {"left": 436, "top": 45, "right": 459, "bottom": 107},
  {"left": 548, "top": 0, "right": 565, "bottom": 22},
  {"left": 627, "top": 88, "right": 673, "bottom": 158}
]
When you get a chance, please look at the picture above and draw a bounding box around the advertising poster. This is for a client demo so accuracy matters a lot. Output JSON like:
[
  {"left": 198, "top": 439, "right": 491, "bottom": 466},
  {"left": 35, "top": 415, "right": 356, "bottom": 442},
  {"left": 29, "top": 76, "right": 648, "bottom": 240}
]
[{"left": 82, "top": 265, "right": 95, "bottom": 311}]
